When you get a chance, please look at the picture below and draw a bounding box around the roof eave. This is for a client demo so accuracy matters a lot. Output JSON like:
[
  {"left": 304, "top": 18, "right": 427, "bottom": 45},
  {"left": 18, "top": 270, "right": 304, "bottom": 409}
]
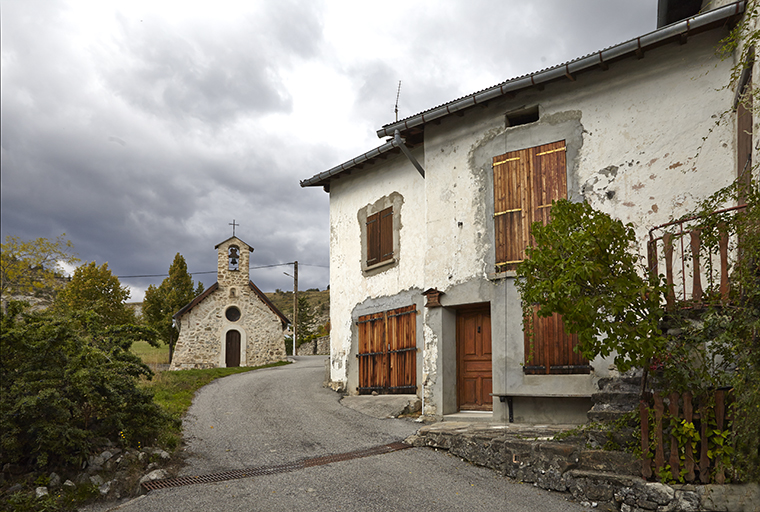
[
  {"left": 300, "top": 138, "right": 402, "bottom": 188},
  {"left": 376, "top": 1, "right": 745, "bottom": 139}
]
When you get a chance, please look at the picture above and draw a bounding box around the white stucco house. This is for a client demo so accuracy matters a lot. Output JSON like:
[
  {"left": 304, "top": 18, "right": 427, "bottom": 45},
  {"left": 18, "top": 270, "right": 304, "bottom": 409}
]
[
  {"left": 169, "top": 236, "right": 289, "bottom": 370},
  {"left": 302, "top": 1, "right": 755, "bottom": 423}
]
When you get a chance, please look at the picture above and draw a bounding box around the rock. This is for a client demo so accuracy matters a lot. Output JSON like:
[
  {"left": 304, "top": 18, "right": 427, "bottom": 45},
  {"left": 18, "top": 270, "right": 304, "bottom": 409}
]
[
  {"left": 35, "top": 486, "right": 49, "bottom": 499},
  {"left": 99, "top": 481, "right": 111, "bottom": 496},
  {"left": 644, "top": 482, "right": 674, "bottom": 505},
  {"left": 75, "top": 472, "right": 90, "bottom": 484},
  {"left": 63, "top": 479, "right": 76, "bottom": 490},
  {"left": 674, "top": 490, "right": 700, "bottom": 512},
  {"left": 139, "top": 469, "right": 167, "bottom": 485},
  {"left": 48, "top": 472, "right": 61, "bottom": 490},
  {"left": 90, "top": 475, "right": 105, "bottom": 486},
  {"left": 86, "top": 462, "right": 103, "bottom": 474},
  {"left": 7, "top": 483, "right": 24, "bottom": 494}
]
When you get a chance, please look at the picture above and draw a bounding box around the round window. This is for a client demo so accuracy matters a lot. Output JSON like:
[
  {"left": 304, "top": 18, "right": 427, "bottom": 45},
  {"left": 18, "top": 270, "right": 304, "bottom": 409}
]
[{"left": 225, "top": 306, "right": 241, "bottom": 322}]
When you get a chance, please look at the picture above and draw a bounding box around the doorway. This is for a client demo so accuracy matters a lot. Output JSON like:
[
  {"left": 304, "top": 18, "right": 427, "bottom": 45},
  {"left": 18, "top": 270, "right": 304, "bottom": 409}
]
[
  {"left": 226, "top": 330, "right": 241, "bottom": 367},
  {"left": 456, "top": 305, "right": 492, "bottom": 411}
]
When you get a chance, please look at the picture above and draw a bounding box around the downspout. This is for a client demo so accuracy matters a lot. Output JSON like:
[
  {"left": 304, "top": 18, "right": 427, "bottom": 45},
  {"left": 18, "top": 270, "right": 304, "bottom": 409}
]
[{"left": 394, "top": 129, "right": 425, "bottom": 178}]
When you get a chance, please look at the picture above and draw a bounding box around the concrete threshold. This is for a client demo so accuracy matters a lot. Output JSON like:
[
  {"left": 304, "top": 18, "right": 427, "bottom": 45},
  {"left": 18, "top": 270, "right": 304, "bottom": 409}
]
[{"left": 443, "top": 411, "right": 494, "bottom": 423}]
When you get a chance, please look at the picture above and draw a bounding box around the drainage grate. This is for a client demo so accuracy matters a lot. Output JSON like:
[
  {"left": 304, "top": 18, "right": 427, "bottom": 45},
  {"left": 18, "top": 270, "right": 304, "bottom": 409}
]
[{"left": 142, "top": 442, "right": 412, "bottom": 492}]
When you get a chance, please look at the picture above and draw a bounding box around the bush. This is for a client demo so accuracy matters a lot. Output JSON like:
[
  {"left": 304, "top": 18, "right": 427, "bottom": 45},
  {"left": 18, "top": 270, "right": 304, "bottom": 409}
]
[{"left": 0, "top": 302, "right": 176, "bottom": 471}]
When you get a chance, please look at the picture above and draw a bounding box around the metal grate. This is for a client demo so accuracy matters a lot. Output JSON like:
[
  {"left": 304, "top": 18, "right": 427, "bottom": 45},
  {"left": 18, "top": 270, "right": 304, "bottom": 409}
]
[{"left": 142, "top": 442, "right": 412, "bottom": 492}]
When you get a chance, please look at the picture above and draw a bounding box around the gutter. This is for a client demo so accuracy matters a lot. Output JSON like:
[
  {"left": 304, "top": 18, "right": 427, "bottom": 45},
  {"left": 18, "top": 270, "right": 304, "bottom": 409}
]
[
  {"left": 376, "top": 1, "right": 745, "bottom": 139},
  {"left": 301, "top": 137, "right": 402, "bottom": 188}
]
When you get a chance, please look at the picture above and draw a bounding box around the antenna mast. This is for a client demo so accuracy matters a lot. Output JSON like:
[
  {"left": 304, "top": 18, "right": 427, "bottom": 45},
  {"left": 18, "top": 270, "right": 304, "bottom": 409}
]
[{"left": 395, "top": 81, "right": 402, "bottom": 122}]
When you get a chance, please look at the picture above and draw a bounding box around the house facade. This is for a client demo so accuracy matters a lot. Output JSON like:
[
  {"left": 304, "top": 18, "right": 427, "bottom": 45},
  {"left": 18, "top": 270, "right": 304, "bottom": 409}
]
[
  {"left": 302, "top": 2, "right": 753, "bottom": 423},
  {"left": 169, "top": 236, "right": 289, "bottom": 370}
]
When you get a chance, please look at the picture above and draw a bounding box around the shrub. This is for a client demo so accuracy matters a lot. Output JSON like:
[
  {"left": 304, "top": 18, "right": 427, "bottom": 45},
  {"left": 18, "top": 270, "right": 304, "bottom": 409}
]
[{"left": 0, "top": 302, "right": 176, "bottom": 470}]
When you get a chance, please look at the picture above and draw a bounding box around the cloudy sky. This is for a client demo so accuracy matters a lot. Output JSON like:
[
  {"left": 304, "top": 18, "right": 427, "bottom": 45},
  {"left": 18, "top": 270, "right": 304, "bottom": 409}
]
[{"left": 1, "top": 0, "right": 658, "bottom": 300}]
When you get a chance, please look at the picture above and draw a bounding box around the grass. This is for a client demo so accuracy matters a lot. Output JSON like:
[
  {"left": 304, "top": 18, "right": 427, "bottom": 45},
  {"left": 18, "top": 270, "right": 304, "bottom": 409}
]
[
  {"left": 140, "top": 362, "right": 290, "bottom": 421},
  {"left": 131, "top": 340, "right": 170, "bottom": 365}
]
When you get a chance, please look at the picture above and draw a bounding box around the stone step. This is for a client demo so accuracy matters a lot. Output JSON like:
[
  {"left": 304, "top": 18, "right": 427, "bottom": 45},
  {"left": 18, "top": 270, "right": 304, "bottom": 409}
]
[
  {"left": 595, "top": 377, "right": 641, "bottom": 393},
  {"left": 587, "top": 408, "right": 635, "bottom": 423},
  {"left": 590, "top": 392, "right": 640, "bottom": 406}
]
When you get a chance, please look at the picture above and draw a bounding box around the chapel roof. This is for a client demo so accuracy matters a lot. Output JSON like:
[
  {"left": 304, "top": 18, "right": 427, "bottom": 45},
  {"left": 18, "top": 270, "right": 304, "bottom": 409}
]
[
  {"left": 173, "top": 280, "right": 290, "bottom": 327},
  {"left": 214, "top": 236, "right": 254, "bottom": 252}
]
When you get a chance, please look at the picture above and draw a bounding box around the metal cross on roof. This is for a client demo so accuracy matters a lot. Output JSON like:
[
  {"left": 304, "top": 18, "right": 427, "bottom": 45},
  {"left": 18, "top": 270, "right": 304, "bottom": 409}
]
[{"left": 229, "top": 219, "right": 239, "bottom": 237}]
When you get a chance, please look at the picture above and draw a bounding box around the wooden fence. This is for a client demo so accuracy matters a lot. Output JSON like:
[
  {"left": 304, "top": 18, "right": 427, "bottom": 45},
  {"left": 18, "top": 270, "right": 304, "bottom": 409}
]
[
  {"left": 640, "top": 389, "right": 731, "bottom": 484},
  {"left": 647, "top": 204, "right": 746, "bottom": 310}
]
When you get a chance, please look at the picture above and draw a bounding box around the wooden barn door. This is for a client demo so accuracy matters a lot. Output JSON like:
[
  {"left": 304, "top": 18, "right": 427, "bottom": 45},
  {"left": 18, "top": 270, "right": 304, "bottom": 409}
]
[
  {"left": 493, "top": 141, "right": 590, "bottom": 375},
  {"left": 457, "top": 305, "right": 492, "bottom": 411},
  {"left": 226, "top": 330, "right": 241, "bottom": 367},
  {"left": 357, "top": 305, "right": 417, "bottom": 394}
]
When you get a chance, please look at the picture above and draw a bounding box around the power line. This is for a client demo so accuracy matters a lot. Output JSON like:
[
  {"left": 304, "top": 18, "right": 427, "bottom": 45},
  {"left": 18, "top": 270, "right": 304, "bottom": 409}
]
[{"left": 116, "top": 262, "right": 320, "bottom": 279}]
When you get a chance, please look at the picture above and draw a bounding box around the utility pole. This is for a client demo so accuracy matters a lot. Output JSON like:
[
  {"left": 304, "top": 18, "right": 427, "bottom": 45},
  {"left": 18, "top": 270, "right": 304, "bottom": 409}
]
[
  {"left": 285, "top": 262, "right": 298, "bottom": 357},
  {"left": 293, "top": 261, "right": 298, "bottom": 357}
]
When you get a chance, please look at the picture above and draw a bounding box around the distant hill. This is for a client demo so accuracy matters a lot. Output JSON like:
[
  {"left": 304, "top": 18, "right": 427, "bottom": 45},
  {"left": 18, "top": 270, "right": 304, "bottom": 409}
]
[{"left": 265, "top": 289, "right": 330, "bottom": 329}]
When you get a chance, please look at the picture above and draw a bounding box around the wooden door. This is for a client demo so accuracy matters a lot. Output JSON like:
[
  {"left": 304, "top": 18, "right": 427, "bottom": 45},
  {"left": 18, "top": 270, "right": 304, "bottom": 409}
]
[
  {"left": 457, "top": 306, "right": 492, "bottom": 411},
  {"left": 226, "top": 330, "right": 241, "bottom": 367}
]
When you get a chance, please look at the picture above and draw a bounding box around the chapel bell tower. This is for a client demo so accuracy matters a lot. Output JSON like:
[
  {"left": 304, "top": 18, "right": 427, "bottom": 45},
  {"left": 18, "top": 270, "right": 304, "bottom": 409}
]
[{"left": 215, "top": 236, "right": 253, "bottom": 292}]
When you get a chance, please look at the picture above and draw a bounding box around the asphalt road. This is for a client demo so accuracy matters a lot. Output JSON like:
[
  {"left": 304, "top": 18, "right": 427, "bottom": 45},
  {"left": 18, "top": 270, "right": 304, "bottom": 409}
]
[{"left": 93, "top": 356, "right": 587, "bottom": 511}]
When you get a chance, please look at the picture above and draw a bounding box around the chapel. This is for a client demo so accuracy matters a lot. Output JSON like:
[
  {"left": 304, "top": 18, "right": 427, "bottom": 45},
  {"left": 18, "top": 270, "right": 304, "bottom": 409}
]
[{"left": 169, "top": 236, "right": 288, "bottom": 370}]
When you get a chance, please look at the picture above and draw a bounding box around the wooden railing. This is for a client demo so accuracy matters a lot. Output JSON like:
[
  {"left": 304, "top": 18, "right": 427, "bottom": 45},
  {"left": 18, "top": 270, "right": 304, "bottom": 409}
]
[
  {"left": 640, "top": 389, "right": 731, "bottom": 484},
  {"left": 647, "top": 204, "right": 747, "bottom": 310}
]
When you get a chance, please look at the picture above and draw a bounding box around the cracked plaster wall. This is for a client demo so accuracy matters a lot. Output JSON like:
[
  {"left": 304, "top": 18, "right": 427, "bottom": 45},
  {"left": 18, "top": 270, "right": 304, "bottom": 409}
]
[
  {"left": 325, "top": 26, "right": 739, "bottom": 418},
  {"left": 327, "top": 150, "right": 426, "bottom": 387}
]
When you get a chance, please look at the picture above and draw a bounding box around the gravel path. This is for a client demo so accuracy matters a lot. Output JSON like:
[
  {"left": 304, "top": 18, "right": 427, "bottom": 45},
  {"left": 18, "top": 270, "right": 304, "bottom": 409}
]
[{"left": 82, "top": 356, "right": 588, "bottom": 511}]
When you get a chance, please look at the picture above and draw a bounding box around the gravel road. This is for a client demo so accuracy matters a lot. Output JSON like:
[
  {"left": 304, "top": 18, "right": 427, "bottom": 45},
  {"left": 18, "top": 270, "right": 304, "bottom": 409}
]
[{"left": 85, "top": 356, "right": 588, "bottom": 511}]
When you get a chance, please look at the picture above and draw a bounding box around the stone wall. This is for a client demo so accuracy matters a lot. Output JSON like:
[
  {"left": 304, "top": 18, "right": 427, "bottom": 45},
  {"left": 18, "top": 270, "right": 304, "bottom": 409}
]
[
  {"left": 296, "top": 335, "right": 330, "bottom": 356},
  {"left": 410, "top": 426, "right": 760, "bottom": 512}
]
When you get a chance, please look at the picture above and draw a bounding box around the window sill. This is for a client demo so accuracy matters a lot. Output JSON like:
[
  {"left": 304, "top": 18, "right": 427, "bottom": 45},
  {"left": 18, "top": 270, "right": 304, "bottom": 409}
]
[
  {"left": 488, "top": 270, "right": 517, "bottom": 281},
  {"left": 364, "top": 258, "right": 396, "bottom": 273}
]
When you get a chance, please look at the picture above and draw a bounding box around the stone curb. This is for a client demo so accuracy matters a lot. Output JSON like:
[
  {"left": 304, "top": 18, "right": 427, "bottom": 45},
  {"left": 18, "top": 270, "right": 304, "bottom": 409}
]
[{"left": 411, "top": 425, "right": 760, "bottom": 512}]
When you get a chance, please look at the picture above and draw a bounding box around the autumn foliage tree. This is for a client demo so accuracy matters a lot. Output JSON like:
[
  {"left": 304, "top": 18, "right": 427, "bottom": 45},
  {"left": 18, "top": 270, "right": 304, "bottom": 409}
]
[
  {"left": 54, "top": 261, "right": 136, "bottom": 327},
  {"left": 0, "top": 234, "right": 79, "bottom": 300},
  {"left": 143, "top": 253, "right": 204, "bottom": 362}
]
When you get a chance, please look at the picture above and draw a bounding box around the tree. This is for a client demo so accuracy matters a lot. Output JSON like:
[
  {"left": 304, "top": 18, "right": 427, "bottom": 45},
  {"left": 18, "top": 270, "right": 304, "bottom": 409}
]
[
  {"left": 296, "top": 295, "right": 316, "bottom": 346},
  {"left": 516, "top": 199, "right": 667, "bottom": 373},
  {"left": 54, "top": 261, "right": 135, "bottom": 327},
  {"left": 142, "top": 253, "right": 203, "bottom": 362},
  {"left": 0, "top": 234, "right": 79, "bottom": 300}
]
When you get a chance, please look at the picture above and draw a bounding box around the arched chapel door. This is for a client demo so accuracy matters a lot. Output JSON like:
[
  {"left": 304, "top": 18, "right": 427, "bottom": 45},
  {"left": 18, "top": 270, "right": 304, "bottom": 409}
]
[{"left": 226, "top": 330, "right": 241, "bottom": 367}]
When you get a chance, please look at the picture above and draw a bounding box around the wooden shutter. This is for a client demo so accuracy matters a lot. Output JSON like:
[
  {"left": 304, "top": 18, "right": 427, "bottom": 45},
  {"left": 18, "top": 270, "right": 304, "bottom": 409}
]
[
  {"left": 738, "top": 75, "right": 752, "bottom": 205},
  {"left": 379, "top": 207, "right": 393, "bottom": 263},
  {"left": 493, "top": 140, "right": 590, "bottom": 374},
  {"left": 357, "top": 311, "right": 386, "bottom": 393},
  {"left": 366, "top": 212, "right": 380, "bottom": 266},
  {"left": 386, "top": 305, "right": 417, "bottom": 393},
  {"left": 493, "top": 150, "right": 527, "bottom": 271},
  {"left": 357, "top": 305, "right": 416, "bottom": 394},
  {"left": 366, "top": 207, "right": 393, "bottom": 266}
]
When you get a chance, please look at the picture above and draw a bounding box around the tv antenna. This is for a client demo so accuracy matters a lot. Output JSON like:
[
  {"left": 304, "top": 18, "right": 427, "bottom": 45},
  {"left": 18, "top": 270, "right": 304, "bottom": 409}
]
[{"left": 394, "top": 81, "right": 402, "bottom": 122}]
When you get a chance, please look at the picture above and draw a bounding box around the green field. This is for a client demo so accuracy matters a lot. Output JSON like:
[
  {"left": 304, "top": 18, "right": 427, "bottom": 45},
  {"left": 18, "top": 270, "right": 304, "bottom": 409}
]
[{"left": 131, "top": 340, "right": 170, "bottom": 365}]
